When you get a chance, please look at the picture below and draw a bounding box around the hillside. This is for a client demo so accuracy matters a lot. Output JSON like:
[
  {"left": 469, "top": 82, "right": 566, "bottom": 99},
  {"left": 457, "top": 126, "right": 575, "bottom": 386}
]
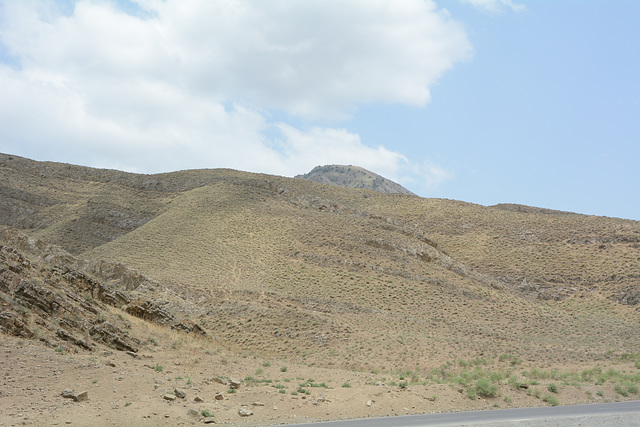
[
  {"left": 295, "top": 164, "right": 416, "bottom": 195},
  {"left": 1, "top": 153, "right": 640, "bottom": 424}
]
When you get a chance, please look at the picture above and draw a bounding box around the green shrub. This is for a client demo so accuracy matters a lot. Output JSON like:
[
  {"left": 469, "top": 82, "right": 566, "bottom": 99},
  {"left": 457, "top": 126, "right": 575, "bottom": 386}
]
[
  {"left": 280, "top": 366, "right": 288, "bottom": 372},
  {"left": 201, "top": 409, "right": 214, "bottom": 418},
  {"left": 342, "top": 382, "right": 352, "bottom": 388},
  {"left": 625, "top": 383, "right": 638, "bottom": 395},
  {"left": 542, "top": 394, "right": 559, "bottom": 406},
  {"left": 476, "top": 378, "right": 498, "bottom": 398},
  {"left": 615, "top": 383, "right": 629, "bottom": 397},
  {"left": 548, "top": 383, "right": 558, "bottom": 393}
]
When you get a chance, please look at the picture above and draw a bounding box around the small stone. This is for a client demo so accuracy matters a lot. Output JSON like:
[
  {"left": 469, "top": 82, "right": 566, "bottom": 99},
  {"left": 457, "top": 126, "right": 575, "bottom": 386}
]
[
  {"left": 186, "top": 409, "right": 199, "bottom": 419},
  {"left": 214, "top": 393, "right": 224, "bottom": 401},
  {"left": 61, "top": 389, "right": 75, "bottom": 398},
  {"left": 74, "top": 391, "right": 88, "bottom": 402},
  {"left": 367, "top": 400, "right": 373, "bottom": 407},
  {"left": 194, "top": 396, "right": 204, "bottom": 403},
  {"left": 125, "top": 351, "right": 138, "bottom": 358},
  {"left": 174, "top": 388, "right": 186, "bottom": 399},
  {"left": 238, "top": 407, "right": 253, "bottom": 417},
  {"left": 65, "top": 421, "right": 72, "bottom": 425},
  {"left": 203, "top": 417, "right": 216, "bottom": 424},
  {"left": 252, "top": 401, "right": 265, "bottom": 406},
  {"left": 229, "top": 379, "right": 241, "bottom": 389},
  {"left": 163, "top": 394, "right": 176, "bottom": 401}
]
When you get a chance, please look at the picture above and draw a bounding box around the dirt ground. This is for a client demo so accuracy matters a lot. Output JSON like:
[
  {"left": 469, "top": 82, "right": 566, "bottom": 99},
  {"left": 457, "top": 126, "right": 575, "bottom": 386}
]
[{"left": 1, "top": 332, "right": 637, "bottom": 427}]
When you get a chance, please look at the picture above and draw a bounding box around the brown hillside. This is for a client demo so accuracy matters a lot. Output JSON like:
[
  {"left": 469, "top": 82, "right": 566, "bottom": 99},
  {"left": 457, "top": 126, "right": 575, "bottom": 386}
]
[{"left": 1, "top": 153, "right": 639, "bottom": 372}]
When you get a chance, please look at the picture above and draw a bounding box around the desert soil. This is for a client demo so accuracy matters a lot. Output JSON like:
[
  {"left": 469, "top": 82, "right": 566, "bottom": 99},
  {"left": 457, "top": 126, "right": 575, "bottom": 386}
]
[{"left": 1, "top": 332, "right": 637, "bottom": 427}]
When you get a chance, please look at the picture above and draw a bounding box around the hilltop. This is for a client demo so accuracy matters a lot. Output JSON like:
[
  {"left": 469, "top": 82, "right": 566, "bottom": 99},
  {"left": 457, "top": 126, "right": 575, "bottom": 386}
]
[
  {"left": 295, "top": 164, "right": 415, "bottom": 195},
  {"left": 1, "top": 152, "right": 639, "bottom": 425}
]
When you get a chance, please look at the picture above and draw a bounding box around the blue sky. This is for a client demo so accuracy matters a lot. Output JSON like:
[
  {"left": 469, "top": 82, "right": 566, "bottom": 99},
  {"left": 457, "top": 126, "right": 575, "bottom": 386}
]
[{"left": 0, "top": 1, "right": 638, "bottom": 220}]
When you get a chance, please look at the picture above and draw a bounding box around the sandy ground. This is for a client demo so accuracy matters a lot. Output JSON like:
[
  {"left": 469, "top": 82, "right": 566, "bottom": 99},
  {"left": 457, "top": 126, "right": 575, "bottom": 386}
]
[{"left": 1, "top": 333, "right": 638, "bottom": 427}]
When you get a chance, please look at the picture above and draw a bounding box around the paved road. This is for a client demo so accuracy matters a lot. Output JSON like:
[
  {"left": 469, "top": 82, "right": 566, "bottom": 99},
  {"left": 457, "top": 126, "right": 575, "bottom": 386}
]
[{"left": 278, "top": 401, "right": 640, "bottom": 426}]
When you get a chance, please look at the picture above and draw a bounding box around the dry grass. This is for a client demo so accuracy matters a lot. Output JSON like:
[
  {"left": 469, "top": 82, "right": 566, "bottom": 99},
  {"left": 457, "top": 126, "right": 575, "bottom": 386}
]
[{"left": 2, "top": 153, "right": 639, "bottom": 372}]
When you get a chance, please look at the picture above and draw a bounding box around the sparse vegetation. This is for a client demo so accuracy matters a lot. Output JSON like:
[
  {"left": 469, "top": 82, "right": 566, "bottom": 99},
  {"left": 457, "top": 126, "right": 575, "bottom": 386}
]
[{"left": 2, "top": 156, "right": 640, "bottom": 426}]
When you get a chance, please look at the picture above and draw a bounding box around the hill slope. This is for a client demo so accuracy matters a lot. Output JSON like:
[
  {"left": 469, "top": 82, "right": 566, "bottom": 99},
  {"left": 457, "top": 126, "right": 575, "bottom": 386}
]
[
  {"left": 1, "top": 153, "right": 639, "bottom": 371},
  {"left": 295, "top": 164, "right": 416, "bottom": 195}
]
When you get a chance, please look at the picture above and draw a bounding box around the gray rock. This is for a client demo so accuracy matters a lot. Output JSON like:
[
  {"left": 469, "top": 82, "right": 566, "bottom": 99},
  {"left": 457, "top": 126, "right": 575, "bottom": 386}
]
[
  {"left": 163, "top": 394, "right": 176, "bottom": 401},
  {"left": 186, "top": 408, "right": 199, "bottom": 419},
  {"left": 203, "top": 417, "right": 216, "bottom": 424},
  {"left": 194, "top": 396, "right": 204, "bottom": 402},
  {"left": 238, "top": 407, "right": 253, "bottom": 417},
  {"left": 173, "top": 388, "right": 186, "bottom": 399}
]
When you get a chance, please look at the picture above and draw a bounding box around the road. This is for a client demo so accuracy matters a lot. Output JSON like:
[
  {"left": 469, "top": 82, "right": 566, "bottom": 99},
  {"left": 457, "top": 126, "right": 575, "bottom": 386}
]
[{"left": 278, "top": 401, "right": 640, "bottom": 426}]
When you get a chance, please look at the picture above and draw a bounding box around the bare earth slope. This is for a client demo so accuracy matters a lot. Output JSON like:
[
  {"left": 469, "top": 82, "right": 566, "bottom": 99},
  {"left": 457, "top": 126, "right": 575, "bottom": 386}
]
[{"left": 1, "top": 153, "right": 640, "bottom": 425}]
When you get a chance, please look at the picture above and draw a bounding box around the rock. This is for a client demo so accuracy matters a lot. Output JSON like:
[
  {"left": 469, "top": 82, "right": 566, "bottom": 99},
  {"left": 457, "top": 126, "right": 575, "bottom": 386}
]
[
  {"left": 163, "top": 394, "right": 176, "bottom": 401},
  {"left": 61, "top": 389, "right": 88, "bottom": 402},
  {"left": 367, "top": 400, "right": 373, "bottom": 407},
  {"left": 89, "top": 321, "right": 141, "bottom": 353},
  {"left": 125, "top": 351, "right": 138, "bottom": 358},
  {"left": 203, "top": 417, "right": 216, "bottom": 424},
  {"left": 186, "top": 409, "right": 199, "bottom": 419},
  {"left": 173, "top": 388, "right": 186, "bottom": 399},
  {"left": 194, "top": 396, "right": 204, "bottom": 402},
  {"left": 171, "top": 320, "right": 208, "bottom": 336},
  {"left": 238, "top": 407, "right": 253, "bottom": 417},
  {"left": 229, "top": 378, "right": 241, "bottom": 389},
  {"left": 214, "top": 393, "right": 224, "bottom": 401},
  {"left": 252, "top": 401, "right": 265, "bottom": 406},
  {"left": 124, "top": 300, "right": 175, "bottom": 325},
  {"left": 0, "top": 310, "right": 33, "bottom": 338},
  {"left": 213, "top": 377, "right": 227, "bottom": 385}
]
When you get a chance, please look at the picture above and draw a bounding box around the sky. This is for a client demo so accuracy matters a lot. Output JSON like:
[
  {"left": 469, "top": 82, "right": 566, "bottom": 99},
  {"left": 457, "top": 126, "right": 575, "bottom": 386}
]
[{"left": 0, "top": 0, "right": 638, "bottom": 220}]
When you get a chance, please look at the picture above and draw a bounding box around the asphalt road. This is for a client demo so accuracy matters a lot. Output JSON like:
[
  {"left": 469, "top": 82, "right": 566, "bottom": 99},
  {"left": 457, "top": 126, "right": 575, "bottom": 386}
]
[{"left": 278, "top": 401, "right": 640, "bottom": 427}]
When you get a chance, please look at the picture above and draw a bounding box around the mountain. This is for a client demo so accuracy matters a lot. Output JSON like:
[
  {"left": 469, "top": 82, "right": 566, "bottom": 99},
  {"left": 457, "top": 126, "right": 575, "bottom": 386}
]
[
  {"left": 295, "top": 164, "right": 416, "bottom": 195},
  {"left": 1, "top": 153, "right": 640, "bottom": 425}
]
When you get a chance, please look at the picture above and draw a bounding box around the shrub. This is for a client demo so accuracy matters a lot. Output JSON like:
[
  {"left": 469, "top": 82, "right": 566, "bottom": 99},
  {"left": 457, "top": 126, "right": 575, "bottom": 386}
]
[
  {"left": 201, "top": 409, "right": 214, "bottom": 418},
  {"left": 280, "top": 366, "right": 288, "bottom": 372},
  {"left": 342, "top": 382, "right": 352, "bottom": 388},
  {"left": 615, "top": 383, "right": 629, "bottom": 397},
  {"left": 542, "top": 394, "right": 559, "bottom": 406},
  {"left": 548, "top": 383, "right": 558, "bottom": 393},
  {"left": 476, "top": 378, "right": 498, "bottom": 398},
  {"left": 153, "top": 364, "right": 163, "bottom": 373}
]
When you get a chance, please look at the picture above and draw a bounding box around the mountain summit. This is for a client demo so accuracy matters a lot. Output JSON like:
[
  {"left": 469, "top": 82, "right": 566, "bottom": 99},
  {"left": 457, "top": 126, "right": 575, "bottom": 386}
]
[{"left": 295, "top": 164, "right": 415, "bottom": 195}]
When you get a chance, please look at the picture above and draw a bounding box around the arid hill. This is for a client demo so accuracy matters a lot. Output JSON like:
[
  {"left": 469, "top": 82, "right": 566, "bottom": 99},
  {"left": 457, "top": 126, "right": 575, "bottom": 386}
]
[
  {"left": 1, "top": 153, "right": 639, "bottom": 425},
  {"left": 295, "top": 164, "right": 416, "bottom": 195}
]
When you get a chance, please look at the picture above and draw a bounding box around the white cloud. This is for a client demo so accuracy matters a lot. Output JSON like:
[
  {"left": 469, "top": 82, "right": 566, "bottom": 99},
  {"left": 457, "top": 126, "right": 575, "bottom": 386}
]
[
  {"left": 460, "top": 0, "right": 526, "bottom": 13},
  {"left": 0, "top": 0, "right": 467, "bottom": 192}
]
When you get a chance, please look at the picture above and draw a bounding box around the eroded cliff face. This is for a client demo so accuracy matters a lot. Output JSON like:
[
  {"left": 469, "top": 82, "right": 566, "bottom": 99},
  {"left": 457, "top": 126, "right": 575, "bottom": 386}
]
[{"left": 0, "top": 226, "right": 206, "bottom": 354}]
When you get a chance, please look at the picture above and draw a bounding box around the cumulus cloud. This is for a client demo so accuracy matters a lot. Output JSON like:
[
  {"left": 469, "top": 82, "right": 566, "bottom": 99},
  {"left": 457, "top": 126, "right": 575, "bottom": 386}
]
[{"left": 0, "top": 0, "right": 467, "bottom": 191}]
